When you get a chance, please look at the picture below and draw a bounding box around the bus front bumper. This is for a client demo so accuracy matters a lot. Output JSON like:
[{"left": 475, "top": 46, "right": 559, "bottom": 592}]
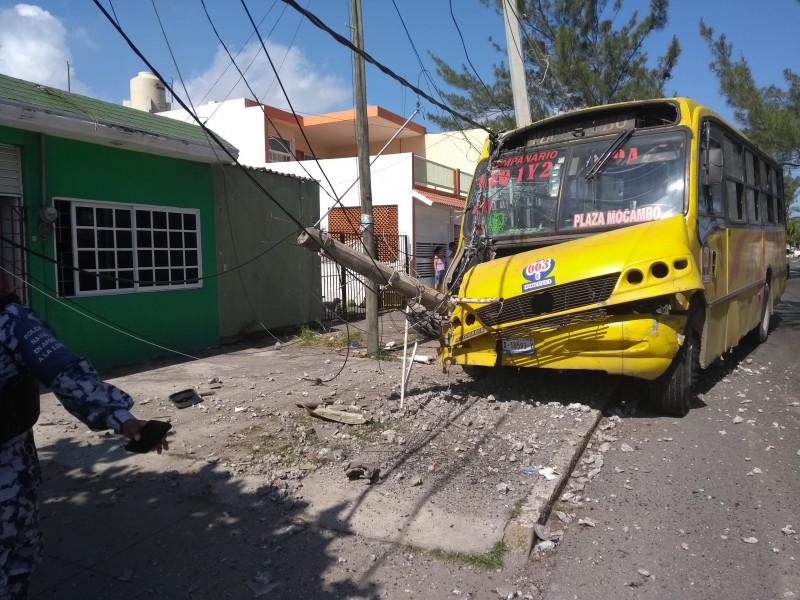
[{"left": 439, "top": 313, "right": 688, "bottom": 381}]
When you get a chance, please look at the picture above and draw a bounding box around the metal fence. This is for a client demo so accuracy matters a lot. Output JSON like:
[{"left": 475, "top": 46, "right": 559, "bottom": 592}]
[{"left": 321, "top": 231, "right": 409, "bottom": 319}]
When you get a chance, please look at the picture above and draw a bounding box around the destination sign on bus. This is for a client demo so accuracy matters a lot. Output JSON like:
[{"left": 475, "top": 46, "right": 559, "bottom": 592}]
[
  {"left": 573, "top": 205, "right": 663, "bottom": 228},
  {"left": 475, "top": 149, "right": 563, "bottom": 192}
]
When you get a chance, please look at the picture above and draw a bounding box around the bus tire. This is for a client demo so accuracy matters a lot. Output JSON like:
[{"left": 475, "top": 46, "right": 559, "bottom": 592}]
[
  {"left": 747, "top": 280, "right": 772, "bottom": 344},
  {"left": 648, "top": 318, "right": 698, "bottom": 417}
]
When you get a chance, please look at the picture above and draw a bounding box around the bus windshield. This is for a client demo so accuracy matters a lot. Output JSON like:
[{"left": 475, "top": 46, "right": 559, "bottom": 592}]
[{"left": 464, "top": 131, "right": 687, "bottom": 239}]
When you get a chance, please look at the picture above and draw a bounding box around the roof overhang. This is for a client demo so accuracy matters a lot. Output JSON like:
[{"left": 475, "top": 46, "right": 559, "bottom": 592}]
[
  {"left": 413, "top": 188, "right": 466, "bottom": 209},
  {"left": 282, "top": 106, "right": 426, "bottom": 149},
  {"left": 0, "top": 100, "right": 236, "bottom": 164}
]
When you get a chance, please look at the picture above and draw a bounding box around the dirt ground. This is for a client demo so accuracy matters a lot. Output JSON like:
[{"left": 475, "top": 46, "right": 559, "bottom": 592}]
[{"left": 32, "top": 311, "right": 628, "bottom": 599}]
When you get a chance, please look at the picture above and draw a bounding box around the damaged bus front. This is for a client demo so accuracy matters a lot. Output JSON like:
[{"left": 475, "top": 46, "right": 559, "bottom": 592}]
[{"left": 440, "top": 98, "right": 786, "bottom": 416}]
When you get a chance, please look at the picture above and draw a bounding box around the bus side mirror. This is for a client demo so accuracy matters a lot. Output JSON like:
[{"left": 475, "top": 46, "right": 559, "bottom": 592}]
[{"left": 703, "top": 147, "right": 723, "bottom": 186}]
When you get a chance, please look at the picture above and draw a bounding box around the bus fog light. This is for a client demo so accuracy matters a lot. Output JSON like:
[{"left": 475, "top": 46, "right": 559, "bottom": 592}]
[
  {"left": 626, "top": 269, "right": 644, "bottom": 284},
  {"left": 651, "top": 262, "right": 669, "bottom": 278}
]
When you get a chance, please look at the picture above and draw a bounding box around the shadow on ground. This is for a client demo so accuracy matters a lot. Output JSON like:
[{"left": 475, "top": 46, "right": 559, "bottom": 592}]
[{"left": 32, "top": 434, "right": 380, "bottom": 600}]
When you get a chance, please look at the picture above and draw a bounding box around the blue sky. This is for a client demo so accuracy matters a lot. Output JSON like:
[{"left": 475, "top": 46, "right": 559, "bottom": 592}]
[{"left": 0, "top": 0, "right": 797, "bottom": 134}]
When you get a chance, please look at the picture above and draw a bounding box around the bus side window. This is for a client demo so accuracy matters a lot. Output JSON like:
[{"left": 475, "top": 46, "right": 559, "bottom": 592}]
[
  {"left": 700, "top": 137, "right": 724, "bottom": 215},
  {"left": 760, "top": 160, "right": 776, "bottom": 223},
  {"left": 745, "top": 151, "right": 760, "bottom": 224},
  {"left": 774, "top": 166, "right": 786, "bottom": 224},
  {"left": 723, "top": 135, "right": 746, "bottom": 222}
]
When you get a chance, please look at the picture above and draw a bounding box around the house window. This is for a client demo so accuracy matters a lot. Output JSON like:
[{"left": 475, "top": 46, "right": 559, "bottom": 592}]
[
  {"left": 54, "top": 199, "right": 201, "bottom": 296},
  {"left": 269, "top": 135, "right": 293, "bottom": 162}
]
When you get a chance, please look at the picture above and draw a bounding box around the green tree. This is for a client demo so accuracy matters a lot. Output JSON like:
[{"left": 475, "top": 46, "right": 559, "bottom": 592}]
[
  {"left": 700, "top": 21, "right": 800, "bottom": 212},
  {"left": 429, "top": 0, "right": 680, "bottom": 131},
  {"left": 787, "top": 217, "right": 800, "bottom": 246}
]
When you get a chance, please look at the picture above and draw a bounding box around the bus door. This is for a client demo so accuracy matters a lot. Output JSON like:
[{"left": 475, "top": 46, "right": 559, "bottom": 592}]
[{"left": 697, "top": 124, "right": 728, "bottom": 367}]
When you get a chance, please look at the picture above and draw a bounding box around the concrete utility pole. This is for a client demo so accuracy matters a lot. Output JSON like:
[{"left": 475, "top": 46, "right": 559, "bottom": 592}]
[
  {"left": 503, "top": 0, "right": 531, "bottom": 127},
  {"left": 350, "top": 0, "right": 379, "bottom": 355},
  {"left": 297, "top": 227, "right": 447, "bottom": 313}
]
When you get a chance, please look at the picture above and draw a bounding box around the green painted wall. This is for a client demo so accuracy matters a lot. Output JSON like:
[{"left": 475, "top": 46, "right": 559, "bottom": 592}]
[
  {"left": 0, "top": 126, "right": 219, "bottom": 369},
  {"left": 213, "top": 166, "right": 321, "bottom": 340}
]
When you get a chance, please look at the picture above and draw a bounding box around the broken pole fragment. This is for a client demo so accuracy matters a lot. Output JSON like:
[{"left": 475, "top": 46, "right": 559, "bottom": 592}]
[{"left": 296, "top": 227, "right": 449, "bottom": 314}]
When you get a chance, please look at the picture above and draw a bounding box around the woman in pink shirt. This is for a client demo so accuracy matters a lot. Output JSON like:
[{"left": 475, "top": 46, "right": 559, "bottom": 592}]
[{"left": 433, "top": 246, "right": 446, "bottom": 291}]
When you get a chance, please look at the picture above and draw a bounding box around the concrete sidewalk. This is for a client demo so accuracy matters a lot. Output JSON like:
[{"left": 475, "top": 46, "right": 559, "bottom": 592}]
[{"left": 28, "top": 314, "right": 606, "bottom": 599}]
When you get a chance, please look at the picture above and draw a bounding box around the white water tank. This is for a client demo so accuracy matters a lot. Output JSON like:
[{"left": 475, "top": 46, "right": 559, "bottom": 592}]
[{"left": 129, "top": 71, "right": 170, "bottom": 113}]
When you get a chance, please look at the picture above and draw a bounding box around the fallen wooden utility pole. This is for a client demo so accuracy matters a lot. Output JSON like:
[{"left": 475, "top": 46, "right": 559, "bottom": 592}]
[{"left": 297, "top": 227, "right": 449, "bottom": 314}]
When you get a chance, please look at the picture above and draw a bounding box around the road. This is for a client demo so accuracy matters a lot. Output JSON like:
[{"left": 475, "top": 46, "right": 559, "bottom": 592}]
[{"left": 537, "top": 263, "right": 800, "bottom": 600}]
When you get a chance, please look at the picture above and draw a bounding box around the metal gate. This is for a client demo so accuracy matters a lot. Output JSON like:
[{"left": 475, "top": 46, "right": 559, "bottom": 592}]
[
  {"left": 0, "top": 145, "right": 27, "bottom": 302},
  {"left": 321, "top": 232, "right": 409, "bottom": 319}
]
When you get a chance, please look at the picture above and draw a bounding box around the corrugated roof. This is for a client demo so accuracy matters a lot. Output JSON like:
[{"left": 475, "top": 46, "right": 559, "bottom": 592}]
[
  {"left": 414, "top": 188, "right": 466, "bottom": 209},
  {"left": 0, "top": 73, "right": 236, "bottom": 159}
]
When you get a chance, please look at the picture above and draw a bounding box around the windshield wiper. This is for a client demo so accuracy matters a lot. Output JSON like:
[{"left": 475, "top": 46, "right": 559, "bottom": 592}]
[{"left": 584, "top": 128, "right": 635, "bottom": 180}]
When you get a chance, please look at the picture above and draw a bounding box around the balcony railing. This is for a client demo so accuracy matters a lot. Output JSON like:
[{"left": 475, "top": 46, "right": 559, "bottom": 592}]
[{"left": 412, "top": 155, "right": 471, "bottom": 197}]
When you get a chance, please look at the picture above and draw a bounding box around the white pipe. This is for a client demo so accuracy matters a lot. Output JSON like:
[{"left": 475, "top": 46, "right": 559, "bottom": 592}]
[
  {"left": 403, "top": 341, "right": 418, "bottom": 394},
  {"left": 400, "top": 304, "right": 410, "bottom": 409}
]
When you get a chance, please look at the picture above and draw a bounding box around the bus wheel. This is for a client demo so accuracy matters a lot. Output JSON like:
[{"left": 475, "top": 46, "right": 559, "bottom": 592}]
[
  {"left": 648, "top": 319, "right": 698, "bottom": 417},
  {"left": 747, "top": 280, "right": 772, "bottom": 344},
  {"left": 461, "top": 365, "right": 492, "bottom": 379}
]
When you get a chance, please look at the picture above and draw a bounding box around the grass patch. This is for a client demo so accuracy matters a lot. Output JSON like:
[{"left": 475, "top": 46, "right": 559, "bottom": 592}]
[
  {"left": 295, "top": 324, "right": 365, "bottom": 348},
  {"left": 510, "top": 497, "right": 527, "bottom": 520},
  {"left": 240, "top": 419, "right": 314, "bottom": 467},
  {"left": 371, "top": 347, "right": 396, "bottom": 361},
  {"left": 428, "top": 541, "right": 507, "bottom": 571},
  {"left": 349, "top": 420, "right": 393, "bottom": 444}
]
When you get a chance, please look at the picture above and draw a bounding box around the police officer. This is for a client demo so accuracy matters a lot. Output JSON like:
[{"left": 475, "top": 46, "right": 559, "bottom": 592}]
[{"left": 0, "top": 271, "right": 168, "bottom": 599}]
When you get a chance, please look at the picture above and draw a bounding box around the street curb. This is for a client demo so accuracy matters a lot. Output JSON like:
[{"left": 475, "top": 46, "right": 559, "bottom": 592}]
[{"left": 503, "top": 404, "right": 606, "bottom": 566}]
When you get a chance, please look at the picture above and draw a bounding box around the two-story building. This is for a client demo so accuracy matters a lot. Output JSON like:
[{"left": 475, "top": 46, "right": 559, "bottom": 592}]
[{"left": 157, "top": 82, "right": 487, "bottom": 304}]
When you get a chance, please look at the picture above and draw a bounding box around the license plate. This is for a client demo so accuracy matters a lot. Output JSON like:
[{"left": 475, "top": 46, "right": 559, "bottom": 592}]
[{"left": 502, "top": 338, "right": 536, "bottom": 355}]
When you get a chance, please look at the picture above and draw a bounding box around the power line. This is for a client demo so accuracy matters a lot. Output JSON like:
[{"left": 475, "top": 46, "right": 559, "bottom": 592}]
[
  {"left": 448, "top": 0, "right": 510, "bottom": 123},
  {"left": 276, "top": 0, "right": 495, "bottom": 139},
  {"left": 91, "top": 0, "right": 315, "bottom": 245},
  {"left": 89, "top": 0, "right": 448, "bottom": 342}
]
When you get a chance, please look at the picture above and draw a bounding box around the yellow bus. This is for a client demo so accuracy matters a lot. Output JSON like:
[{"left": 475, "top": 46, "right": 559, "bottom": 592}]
[{"left": 440, "top": 98, "right": 787, "bottom": 416}]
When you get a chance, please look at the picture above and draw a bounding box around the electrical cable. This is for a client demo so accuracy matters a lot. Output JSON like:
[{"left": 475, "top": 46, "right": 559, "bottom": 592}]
[
  {"left": 92, "top": 0, "right": 324, "bottom": 257},
  {"left": 150, "top": 0, "right": 194, "bottom": 112},
  {"left": 448, "top": 0, "right": 510, "bottom": 123},
  {"left": 90, "top": 0, "right": 456, "bottom": 354},
  {"left": 275, "top": 0, "right": 494, "bottom": 138},
  {"left": 237, "top": 1, "right": 405, "bottom": 333},
  {"left": 195, "top": 1, "right": 282, "bottom": 108},
  {"left": 0, "top": 266, "right": 202, "bottom": 361},
  {"left": 195, "top": 0, "right": 399, "bottom": 283},
  {"left": 388, "top": 1, "right": 485, "bottom": 162},
  {"left": 201, "top": 1, "right": 343, "bottom": 209}
]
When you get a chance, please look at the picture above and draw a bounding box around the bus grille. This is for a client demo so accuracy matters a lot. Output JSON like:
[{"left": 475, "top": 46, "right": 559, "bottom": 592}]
[
  {"left": 474, "top": 273, "right": 620, "bottom": 327},
  {"left": 500, "top": 308, "right": 609, "bottom": 336}
]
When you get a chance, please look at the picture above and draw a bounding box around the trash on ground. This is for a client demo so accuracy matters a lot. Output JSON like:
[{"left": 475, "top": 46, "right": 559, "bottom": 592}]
[
  {"left": 169, "top": 389, "right": 203, "bottom": 409},
  {"left": 305, "top": 406, "right": 368, "bottom": 425},
  {"left": 345, "top": 462, "right": 380, "bottom": 482},
  {"left": 247, "top": 572, "right": 281, "bottom": 596},
  {"left": 539, "top": 466, "right": 558, "bottom": 480}
]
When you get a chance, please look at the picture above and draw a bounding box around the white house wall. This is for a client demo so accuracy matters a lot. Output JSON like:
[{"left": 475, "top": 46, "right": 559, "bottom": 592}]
[
  {"left": 266, "top": 152, "right": 414, "bottom": 235},
  {"left": 424, "top": 128, "right": 488, "bottom": 174},
  {"left": 160, "top": 99, "right": 267, "bottom": 166}
]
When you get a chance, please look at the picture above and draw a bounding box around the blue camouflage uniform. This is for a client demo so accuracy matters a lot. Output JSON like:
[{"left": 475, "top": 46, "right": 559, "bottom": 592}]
[{"left": 0, "top": 299, "right": 135, "bottom": 599}]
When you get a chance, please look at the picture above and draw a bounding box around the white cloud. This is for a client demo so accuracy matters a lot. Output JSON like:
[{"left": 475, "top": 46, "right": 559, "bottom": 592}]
[
  {"left": 0, "top": 4, "right": 89, "bottom": 93},
  {"left": 180, "top": 40, "right": 351, "bottom": 115}
]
